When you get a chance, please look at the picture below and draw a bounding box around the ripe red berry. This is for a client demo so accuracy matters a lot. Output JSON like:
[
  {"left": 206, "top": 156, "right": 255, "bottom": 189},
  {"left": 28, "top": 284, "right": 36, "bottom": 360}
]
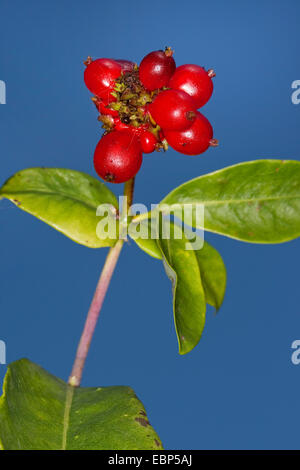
[
  {"left": 139, "top": 48, "right": 176, "bottom": 91},
  {"left": 115, "top": 59, "right": 136, "bottom": 73},
  {"left": 84, "top": 58, "right": 122, "bottom": 102},
  {"left": 149, "top": 89, "right": 197, "bottom": 131},
  {"left": 139, "top": 130, "right": 157, "bottom": 153},
  {"left": 94, "top": 131, "right": 143, "bottom": 183},
  {"left": 169, "top": 64, "right": 215, "bottom": 108},
  {"left": 164, "top": 111, "right": 216, "bottom": 155}
]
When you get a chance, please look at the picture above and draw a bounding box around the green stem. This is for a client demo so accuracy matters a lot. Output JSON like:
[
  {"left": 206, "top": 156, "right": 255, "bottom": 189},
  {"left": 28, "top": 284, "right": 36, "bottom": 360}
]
[{"left": 68, "top": 178, "right": 135, "bottom": 387}]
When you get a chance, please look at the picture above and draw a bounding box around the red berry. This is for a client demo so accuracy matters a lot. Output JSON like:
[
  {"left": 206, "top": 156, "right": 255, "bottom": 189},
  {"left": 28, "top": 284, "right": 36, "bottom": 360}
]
[
  {"left": 115, "top": 59, "right": 136, "bottom": 73},
  {"left": 139, "top": 131, "right": 157, "bottom": 153},
  {"left": 84, "top": 58, "right": 122, "bottom": 102},
  {"left": 149, "top": 89, "right": 197, "bottom": 131},
  {"left": 169, "top": 64, "right": 214, "bottom": 108},
  {"left": 139, "top": 48, "right": 176, "bottom": 91},
  {"left": 164, "top": 111, "right": 216, "bottom": 155},
  {"left": 94, "top": 131, "right": 143, "bottom": 183}
]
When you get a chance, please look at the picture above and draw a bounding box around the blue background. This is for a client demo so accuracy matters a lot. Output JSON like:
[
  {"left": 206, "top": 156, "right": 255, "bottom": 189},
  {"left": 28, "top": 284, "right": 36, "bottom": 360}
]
[{"left": 0, "top": 0, "right": 299, "bottom": 450}]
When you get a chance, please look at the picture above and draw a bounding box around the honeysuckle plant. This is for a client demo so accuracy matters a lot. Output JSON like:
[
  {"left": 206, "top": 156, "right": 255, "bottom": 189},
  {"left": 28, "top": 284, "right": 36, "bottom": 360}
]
[{"left": 0, "top": 49, "right": 300, "bottom": 450}]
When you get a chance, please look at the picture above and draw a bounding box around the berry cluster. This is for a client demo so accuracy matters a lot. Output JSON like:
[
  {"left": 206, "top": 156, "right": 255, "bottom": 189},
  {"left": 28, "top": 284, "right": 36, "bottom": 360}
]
[{"left": 84, "top": 48, "right": 217, "bottom": 183}]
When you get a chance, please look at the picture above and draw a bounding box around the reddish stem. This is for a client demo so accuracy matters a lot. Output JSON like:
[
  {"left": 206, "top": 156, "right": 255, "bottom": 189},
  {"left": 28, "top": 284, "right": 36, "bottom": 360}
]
[{"left": 68, "top": 178, "right": 135, "bottom": 387}]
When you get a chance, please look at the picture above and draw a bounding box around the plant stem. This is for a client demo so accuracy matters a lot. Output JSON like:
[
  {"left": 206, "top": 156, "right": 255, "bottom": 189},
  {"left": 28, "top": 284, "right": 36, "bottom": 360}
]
[
  {"left": 68, "top": 239, "right": 124, "bottom": 387},
  {"left": 68, "top": 177, "right": 135, "bottom": 387}
]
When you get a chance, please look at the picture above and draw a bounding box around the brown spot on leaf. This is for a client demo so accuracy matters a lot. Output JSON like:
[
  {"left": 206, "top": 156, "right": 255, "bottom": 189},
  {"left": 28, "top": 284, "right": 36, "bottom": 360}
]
[
  {"left": 154, "top": 439, "right": 161, "bottom": 447},
  {"left": 135, "top": 417, "right": 150, "bottom": 427},
  {"left": 13, "top": 199, "right": 21, "bottom": 206},
  {"left": 217, "top": 178, "right": 228, "bottom": 184},
  {"left": 139, "top": 410, "right": 147, "bottom": 417}
]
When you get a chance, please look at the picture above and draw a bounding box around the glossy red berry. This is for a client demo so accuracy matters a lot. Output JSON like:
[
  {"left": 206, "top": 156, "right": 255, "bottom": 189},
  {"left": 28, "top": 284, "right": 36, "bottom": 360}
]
[
  {"left": 164, "top": 111, "right": 216, "bottom": 155},
  {"left": 149, "top": 89, "right": 197, "bottom": 131},
  {"left": 94, "top": 131, "right": 143, "bottom": 183},
  {"left": 115, "top": 59, "right": 136, "bottom": 73},
  {"left": 139, "top": 48, "right": 176, "bottom": 91},
  {"left": 84, "top": 58, "right": 122, "bottom": 102},
  {"left": 169, "top": 64, "right": 214, "bottom": 108},
  {"left": 139, "top": 131, "right": 157, "bottom": 153}
]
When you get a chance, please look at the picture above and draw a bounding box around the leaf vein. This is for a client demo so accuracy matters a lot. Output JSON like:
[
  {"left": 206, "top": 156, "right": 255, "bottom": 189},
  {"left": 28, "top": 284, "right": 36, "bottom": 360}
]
[
  {"left": 1, "top": 189, "right": 115, "bottom": 212},
  {"left": 62, "top": 385, "right": 75, "bottom": 450},
  {"left": 162, "top": 194, "right": 300, "bottom": 208}
]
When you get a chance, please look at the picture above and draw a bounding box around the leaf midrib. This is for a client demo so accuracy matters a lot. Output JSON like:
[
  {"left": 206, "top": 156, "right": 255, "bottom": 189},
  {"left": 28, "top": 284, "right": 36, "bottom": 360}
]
[
  {"left": 62, "top": 385, "right": 75, "bottom": 450},
  {"left": 159, "top": 159, "right": 300, "bottom": 201},
  {"left": 161, "top": 194, "right": 300, "bottom": 208},
  {"left": 0, "top": 188, "right": 113, "bottom": 213}
]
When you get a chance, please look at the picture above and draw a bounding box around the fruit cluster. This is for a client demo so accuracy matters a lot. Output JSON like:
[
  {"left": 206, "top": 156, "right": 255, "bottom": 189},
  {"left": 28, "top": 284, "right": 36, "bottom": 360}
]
[{"left": 84, "top": 48, "right": 217, "bottom": 183}]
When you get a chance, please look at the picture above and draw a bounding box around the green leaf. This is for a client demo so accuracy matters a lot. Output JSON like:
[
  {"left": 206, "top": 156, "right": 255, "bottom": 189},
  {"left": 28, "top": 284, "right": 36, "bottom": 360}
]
[
  {"left": 159, "top": 160, "right": 300, "bottom": 243},
  {"left": 130, "top": 214, "right": 226, "bottom": 310},
  {"left": 0, "top": 359, "right": 163, "bottom": 450},
  {"left": 129, "top": 218, "right": 226, "bottom": 312},
  {"left": 157, "top": 221, "right": 207, "bottom": 354},
  {"left": 0, "top": 168, "right": 119, "bottom": 248},
  {"left": 129, "top": 218, "right": 162, "bottom": 259},
  {"left": 131, "top": 235, "right": 162, "bottom": 259},
  {"left": 195, "top": 240, "right": 226, "bottom": 311}
]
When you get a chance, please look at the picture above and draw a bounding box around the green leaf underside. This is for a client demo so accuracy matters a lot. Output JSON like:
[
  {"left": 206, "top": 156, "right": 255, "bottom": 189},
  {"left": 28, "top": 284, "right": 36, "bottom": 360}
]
[
  {"left": 157, "top": 223, "right": 207, "bottom": 354},
  {"left": 159, "top": 160, "right": 300, "bottom": 243},
  {"left": 0, "top": 359, "right": 163, "bottom": 450},
  {"left": 0, "top": 168, "right": 119, "bottom": 248}
]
